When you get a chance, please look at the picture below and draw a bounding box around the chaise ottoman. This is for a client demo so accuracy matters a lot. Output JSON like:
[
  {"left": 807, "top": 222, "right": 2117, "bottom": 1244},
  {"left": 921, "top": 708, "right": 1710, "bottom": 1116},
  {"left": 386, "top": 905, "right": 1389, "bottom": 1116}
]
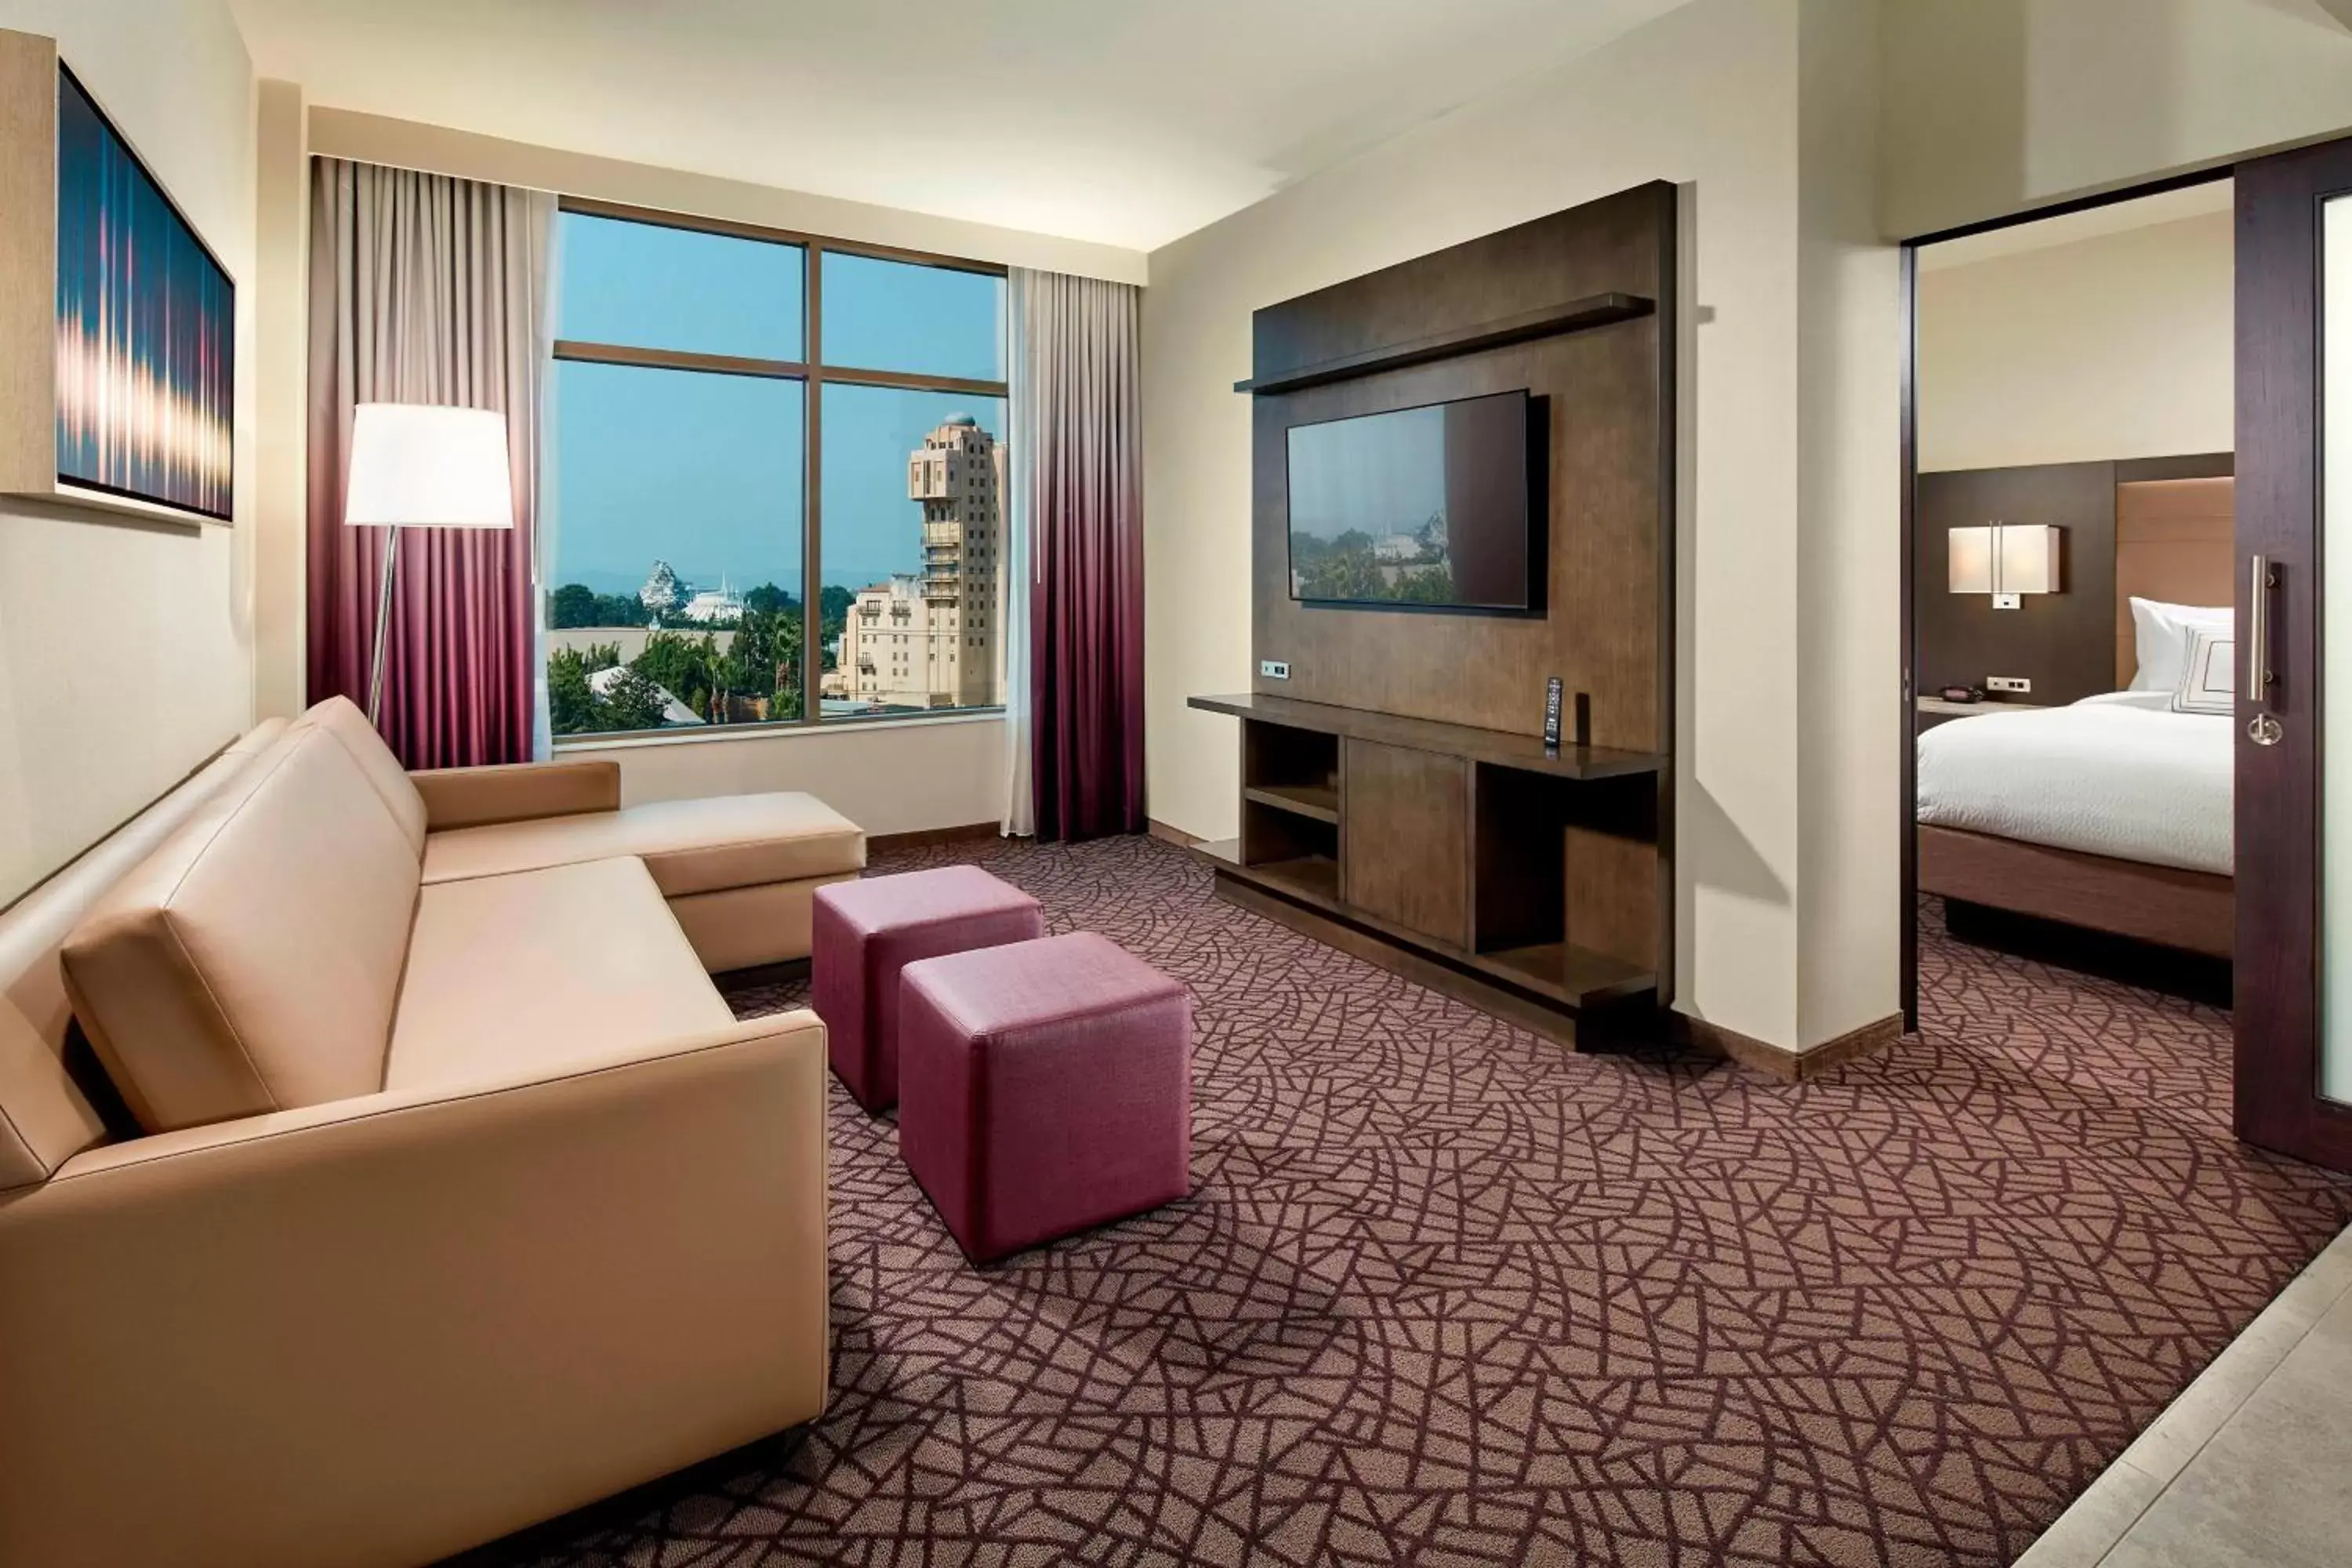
[
  {"left": 812, "top": 866, "right": 1045, "bottom": 1110},
  {"left": 898, "top": 931, "right": 1192, "bottom": 1264}
]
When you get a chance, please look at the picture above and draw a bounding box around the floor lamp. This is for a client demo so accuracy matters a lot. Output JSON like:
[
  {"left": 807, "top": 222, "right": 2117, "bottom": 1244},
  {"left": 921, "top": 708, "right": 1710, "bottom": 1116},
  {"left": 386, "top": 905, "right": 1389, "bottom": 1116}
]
[{"left": 343, "top": 403, "right": 516, "bottom": 728}]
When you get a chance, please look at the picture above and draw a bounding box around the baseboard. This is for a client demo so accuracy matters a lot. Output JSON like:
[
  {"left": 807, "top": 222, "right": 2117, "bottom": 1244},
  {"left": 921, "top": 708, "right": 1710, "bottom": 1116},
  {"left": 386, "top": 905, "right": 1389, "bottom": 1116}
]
[
  {"left": 1676, "top": 1011, "right": 1906, "bottom": 1082},
  {"left": 1147, "top": 818, "right": 1204, "bottom": 848},
  {"left": 867, "top": 821, "right": 1000, "bottom": 853}
]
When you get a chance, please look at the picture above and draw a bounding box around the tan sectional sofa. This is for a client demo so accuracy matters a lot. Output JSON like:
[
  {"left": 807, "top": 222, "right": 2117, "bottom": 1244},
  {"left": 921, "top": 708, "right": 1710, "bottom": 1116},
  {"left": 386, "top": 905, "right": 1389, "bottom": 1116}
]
[{"left": 0, "top": 699, "right": 864, "bottom": 1568}]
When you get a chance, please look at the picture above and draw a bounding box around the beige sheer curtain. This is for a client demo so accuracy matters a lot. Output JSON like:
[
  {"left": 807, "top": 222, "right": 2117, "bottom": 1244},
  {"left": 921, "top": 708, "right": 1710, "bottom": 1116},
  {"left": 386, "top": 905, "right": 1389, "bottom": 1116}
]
[{"left": 307, "top": 157, "right": 554, "bottom": 767}]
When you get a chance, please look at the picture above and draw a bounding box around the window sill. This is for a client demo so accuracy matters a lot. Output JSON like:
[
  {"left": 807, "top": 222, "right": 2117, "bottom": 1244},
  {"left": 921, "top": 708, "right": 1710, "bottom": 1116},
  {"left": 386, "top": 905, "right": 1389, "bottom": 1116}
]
[{"left": 554, "top": 706, "right": 1006, "bottom": 753}]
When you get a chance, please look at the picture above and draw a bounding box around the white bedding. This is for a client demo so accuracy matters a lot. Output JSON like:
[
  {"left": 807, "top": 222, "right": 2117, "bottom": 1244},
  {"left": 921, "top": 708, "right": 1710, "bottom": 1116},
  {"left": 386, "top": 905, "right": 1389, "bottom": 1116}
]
[{"left": 1917, "top": 692, "right": 2234, "bottom": 876}]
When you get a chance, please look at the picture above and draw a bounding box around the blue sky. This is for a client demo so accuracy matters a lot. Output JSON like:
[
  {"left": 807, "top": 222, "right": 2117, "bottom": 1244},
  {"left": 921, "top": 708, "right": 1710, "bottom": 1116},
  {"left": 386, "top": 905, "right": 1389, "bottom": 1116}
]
[{"left": 550, "top": 215, "right": 1005, "bottom": 601}]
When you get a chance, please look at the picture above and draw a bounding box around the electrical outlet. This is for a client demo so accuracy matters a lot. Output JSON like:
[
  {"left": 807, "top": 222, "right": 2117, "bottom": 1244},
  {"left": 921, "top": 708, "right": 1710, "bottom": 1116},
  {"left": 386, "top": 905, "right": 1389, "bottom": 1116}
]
[
  {"left": 1987, "top": 676, "right": 2031, "bottom": 694},
  {"left": 1260, "top": 659, "right": 1290, "bottom": 680}
]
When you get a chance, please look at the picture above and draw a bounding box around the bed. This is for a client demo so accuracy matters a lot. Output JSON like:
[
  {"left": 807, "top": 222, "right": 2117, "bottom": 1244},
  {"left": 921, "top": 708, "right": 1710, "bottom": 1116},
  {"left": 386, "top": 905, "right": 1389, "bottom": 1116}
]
[
  {"left": 1917, "top": 695, "right": 2234, "bottom": 956},
  {"left": 1915, "top": 474, "right": 2236, "bottom": 960}
]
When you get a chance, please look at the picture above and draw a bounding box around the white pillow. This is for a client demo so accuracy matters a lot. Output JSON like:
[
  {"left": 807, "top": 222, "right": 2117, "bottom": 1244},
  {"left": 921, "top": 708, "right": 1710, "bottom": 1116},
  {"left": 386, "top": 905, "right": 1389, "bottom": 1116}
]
[
  {"left": 2129, "top": 597, "right": 2232, "bottom": 693},
  {"left": 2172, "top": 626, "right": 2235, "bottom": 715}
]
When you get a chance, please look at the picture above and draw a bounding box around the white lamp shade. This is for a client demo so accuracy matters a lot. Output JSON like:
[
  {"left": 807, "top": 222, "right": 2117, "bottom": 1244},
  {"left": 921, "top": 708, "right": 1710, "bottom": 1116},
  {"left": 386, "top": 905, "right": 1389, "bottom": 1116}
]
[
  {"left": 1996, "top": 522, "right": 2060, "bottom": 594},
  {"left": 1948, "top": 522, "right": 2061, "bottom": 594},
  {"left": 1947, "top": 526, "right": 1994, "bottom": 594},
  {"left": 344, "top": 403, "right": 514, "bottom": 528}
]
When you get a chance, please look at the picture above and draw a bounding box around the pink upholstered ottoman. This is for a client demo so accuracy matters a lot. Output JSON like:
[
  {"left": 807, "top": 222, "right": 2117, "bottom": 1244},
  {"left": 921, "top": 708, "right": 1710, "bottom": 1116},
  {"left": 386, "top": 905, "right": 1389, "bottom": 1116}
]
[
  {"left": 812, "top": 866, "right": 1045, "bottom": 1111},
  {"left": 898, "top": 932, "right": 1192, "bottom": 1264}
]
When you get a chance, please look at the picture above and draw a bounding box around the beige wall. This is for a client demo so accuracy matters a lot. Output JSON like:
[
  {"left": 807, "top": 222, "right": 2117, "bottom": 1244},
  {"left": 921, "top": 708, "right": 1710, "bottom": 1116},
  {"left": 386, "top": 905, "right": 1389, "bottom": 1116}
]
[
  {"left": 0, "top": 0, "right": 256, "bottom": 908},
  {"left": 593, "top": 716, "right": 1006, "bottom": 836},
  {"left": 1142, "top": 0, "right": 1898, "bottom": 1052},
  {"left": 252, "top": 78, "right": 306, "bottom": 719},
  {"left": 1918, "top": 208, "right": 2234, "bottom": 472},
  {"left": 1796, "top": 0, "right": 1902, "bottom": 1048},
  {"left": 1882, "top": 0, "right": 2352, "bottom": 238}
]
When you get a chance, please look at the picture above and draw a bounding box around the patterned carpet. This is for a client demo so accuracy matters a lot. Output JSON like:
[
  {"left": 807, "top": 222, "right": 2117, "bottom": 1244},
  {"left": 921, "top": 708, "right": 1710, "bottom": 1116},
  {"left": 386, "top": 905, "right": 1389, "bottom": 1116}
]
[{"left": 473, "top": 833, "right": 2350, "bottom": 1568}]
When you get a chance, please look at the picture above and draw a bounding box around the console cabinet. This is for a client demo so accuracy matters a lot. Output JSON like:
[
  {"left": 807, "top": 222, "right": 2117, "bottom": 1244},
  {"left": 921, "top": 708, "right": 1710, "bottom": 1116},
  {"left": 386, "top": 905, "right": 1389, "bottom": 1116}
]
[{"left": 1191, "top": 693, "right": 1665, "bottom": 1044}]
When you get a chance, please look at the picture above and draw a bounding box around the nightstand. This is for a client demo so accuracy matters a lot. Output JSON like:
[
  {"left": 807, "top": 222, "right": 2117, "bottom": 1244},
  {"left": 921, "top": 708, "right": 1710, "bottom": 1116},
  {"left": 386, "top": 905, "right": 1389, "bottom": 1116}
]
[{"left": 1917, "top": 695, "right": 2047, "bottom": 731}]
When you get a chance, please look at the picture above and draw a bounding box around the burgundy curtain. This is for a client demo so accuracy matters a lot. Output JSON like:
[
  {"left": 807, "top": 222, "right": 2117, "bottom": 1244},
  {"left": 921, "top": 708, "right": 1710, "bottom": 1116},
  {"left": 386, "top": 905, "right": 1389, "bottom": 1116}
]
[
  {"left": 307, "top": 158, "right": 551, "bottom": 768},
  {"left": 1015, "top": 270, "right": 1145, "bottom": 841}
]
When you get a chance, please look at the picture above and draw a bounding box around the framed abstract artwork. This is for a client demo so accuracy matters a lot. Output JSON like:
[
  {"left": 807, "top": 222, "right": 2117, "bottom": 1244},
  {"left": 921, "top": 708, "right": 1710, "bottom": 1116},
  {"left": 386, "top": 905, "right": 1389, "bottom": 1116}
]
[
  {"left": 0, "top": 30, "right": 235, "bottom": 525},
  {"left": 54, "top": 64, "right": 234, "bottom": 520}
]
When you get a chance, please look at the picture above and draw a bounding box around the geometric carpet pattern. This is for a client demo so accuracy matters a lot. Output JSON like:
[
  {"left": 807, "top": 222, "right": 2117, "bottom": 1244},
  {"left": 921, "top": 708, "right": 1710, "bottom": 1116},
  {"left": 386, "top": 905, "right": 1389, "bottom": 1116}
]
[{"left": 481, "top": 833, "right": 2350, "bottom": 1568}]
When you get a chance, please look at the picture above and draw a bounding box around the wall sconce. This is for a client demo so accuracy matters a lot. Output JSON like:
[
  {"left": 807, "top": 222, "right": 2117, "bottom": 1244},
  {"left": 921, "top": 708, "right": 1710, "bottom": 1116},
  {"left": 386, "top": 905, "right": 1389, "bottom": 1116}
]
[{"left": 1949, "top": 522, "right": 2061, "bottom": 610}]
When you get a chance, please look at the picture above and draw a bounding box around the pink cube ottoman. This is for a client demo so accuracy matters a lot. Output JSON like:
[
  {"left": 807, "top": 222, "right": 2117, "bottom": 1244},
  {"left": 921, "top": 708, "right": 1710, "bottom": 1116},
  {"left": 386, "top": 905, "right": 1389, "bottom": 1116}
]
[
  {"left": 898, "top": 931, "right": 1192, "bottom": 1264},
  {"left": 812, "top": 866, "right": 1046, "bottom": 1111}
]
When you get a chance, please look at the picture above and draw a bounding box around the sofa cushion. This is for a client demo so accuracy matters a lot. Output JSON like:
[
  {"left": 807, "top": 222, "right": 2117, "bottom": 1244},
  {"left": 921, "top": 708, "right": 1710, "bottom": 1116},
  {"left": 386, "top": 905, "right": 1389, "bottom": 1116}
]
[
  {"left": 386, "top": 856, "right": 735, "bottom": 1094},
  {"left": 60, "top": 727, "right": 420, "bottom": 1133},
  {"left": 420, "top": 793, "right": 865, "bottom": 898},
  {"left": 294, "top": 695, "right": 428, "bottom": 855}
]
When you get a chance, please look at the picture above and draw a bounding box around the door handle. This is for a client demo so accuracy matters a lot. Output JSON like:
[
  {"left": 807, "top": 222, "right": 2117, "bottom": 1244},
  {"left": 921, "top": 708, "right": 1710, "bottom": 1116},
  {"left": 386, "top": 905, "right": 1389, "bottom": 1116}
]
[
  {"left": 2249, "top": 555, "right": 2284, "bottom": 746},
  {"left": 2249, "top": 554, "right": 2277, "bottom": 697}
]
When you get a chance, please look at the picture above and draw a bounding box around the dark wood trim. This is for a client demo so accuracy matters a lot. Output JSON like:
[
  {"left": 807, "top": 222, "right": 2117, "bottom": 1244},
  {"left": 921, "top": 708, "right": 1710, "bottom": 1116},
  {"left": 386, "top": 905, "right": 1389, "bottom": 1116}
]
[
  {"left": 1189, "top": 693, "right": 1664, "bottom": 782},
  {"left": 552, "top": 339, "right": 809, "bottom": 382},
  {"left": 2116, "top": 452, "right": 2235, "bottom": 483},
  {"left": 1899, "top": 243, "right": 1920, "bottom": 1033},
  {"left": 1917, "top": 824, "right": 2233, "bottom": 957},
  {"left": 557, "top": 194, "right": 1011, "bottom": 277},
  {"left": 1232, "top": 293, "right": 1654, "bottom": 395},
  {"left": 1147, "top": 818, "right": 1204, "bottom": 849},
  {"left": 1900, "top": 164, "right": 2234, "bottom": 249},
  {"left": 818, "top": 364, "right": 1010, "bottom": 400},
  {"left": 800, "top": 244, "right": 824, "bottom": 728},
  {"left": 867, "top": 822, "right": 1001, "bottom": 854},
  {"left": 1653, "top": 183, "right": 1680, "bottom": 1013},
  {"left": 1676, "top": 1011, "right": 1907, "bottom": 1082}
]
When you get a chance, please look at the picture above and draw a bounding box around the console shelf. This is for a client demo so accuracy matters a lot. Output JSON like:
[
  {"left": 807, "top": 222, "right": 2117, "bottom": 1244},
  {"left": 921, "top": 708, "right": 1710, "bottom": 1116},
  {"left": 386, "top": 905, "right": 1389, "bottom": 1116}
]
[{"left": 1242, "top": 783, "right": 1340, "bottom": 824}]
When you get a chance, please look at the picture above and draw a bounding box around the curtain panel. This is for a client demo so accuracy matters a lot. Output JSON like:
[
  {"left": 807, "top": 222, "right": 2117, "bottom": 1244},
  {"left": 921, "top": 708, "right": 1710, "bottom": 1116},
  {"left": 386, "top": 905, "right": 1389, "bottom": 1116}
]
[
  {"left": 1013, "top": 269, "right": 1145, "bottom": 841},
  {"left": 307, "top": 158, "right": 554, "bottom": 768}
]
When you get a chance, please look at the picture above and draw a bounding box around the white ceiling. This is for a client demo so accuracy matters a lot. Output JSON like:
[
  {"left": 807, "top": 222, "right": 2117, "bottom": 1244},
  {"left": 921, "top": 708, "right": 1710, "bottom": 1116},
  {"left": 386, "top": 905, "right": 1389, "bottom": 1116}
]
[{"left": 227, "top": 0, "right": 1697, "bottom": 254}]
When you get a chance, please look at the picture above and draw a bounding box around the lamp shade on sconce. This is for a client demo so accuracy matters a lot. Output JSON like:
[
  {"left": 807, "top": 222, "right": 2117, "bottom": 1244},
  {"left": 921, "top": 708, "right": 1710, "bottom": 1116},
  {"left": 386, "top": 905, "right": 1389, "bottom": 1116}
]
[
  {"left": 344, "top": 404, "right": 514, "bottom": 529},
  {"left": 1947, "top": 526, "right": 1994, "bottom": 594},
  {"left": 1948, "top": 522, "right": 2061, "bottom": 597},
  {"left": 1996, "top": 522, "right": 2060, "bottom": 595}
]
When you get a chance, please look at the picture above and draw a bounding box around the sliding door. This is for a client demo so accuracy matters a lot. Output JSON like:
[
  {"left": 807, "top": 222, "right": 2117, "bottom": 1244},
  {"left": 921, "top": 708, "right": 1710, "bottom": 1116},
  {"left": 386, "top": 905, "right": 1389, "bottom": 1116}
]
[{"left": 2236, "top": 139, "right": 2352, "bottom": 1172}]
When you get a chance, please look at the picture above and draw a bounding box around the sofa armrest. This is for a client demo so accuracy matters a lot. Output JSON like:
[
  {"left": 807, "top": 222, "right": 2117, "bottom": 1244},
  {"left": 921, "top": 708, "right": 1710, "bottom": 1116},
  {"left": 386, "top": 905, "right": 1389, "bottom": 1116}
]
[
  {"left": 0, "top": 1011, "right": 829, "bottom": 1568},
  {"left": 410, "top": 758, "right": 621, "bottom": 831}
]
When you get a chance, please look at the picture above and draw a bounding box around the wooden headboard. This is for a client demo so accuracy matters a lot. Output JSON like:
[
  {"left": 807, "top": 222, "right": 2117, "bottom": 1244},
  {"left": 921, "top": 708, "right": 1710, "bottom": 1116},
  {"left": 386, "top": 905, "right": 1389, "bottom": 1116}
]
[{"left": 2114, "top": 477, "right": 2235, "bottom": 688}]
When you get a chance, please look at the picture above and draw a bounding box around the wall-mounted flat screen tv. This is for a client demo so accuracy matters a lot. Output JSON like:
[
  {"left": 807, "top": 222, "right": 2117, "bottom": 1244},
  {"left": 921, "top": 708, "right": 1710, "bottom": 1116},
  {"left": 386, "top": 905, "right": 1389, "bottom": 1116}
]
[
  {"left": 1285, "top": 390, "right": 1537, "bottom": 612},
  {"left": 54, "top": 64, "right": 235, "bottom": 521}
]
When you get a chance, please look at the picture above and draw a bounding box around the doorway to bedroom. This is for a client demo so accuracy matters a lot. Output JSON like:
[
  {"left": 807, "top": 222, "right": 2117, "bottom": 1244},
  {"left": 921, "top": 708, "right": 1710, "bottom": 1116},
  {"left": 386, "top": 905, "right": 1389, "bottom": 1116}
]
[{"left": 1903, "top": 180, "right": 2238, "bottom": 1011}]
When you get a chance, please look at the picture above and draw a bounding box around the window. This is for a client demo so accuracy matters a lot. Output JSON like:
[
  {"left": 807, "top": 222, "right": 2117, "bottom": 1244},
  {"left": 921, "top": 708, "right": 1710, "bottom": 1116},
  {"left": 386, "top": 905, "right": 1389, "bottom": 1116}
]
[
  {"left": 822, "top": 383, "right": 1007, "bottom": 718},
  {"left": 545, "top": 206, "right": 1008, "bottom": 739}
]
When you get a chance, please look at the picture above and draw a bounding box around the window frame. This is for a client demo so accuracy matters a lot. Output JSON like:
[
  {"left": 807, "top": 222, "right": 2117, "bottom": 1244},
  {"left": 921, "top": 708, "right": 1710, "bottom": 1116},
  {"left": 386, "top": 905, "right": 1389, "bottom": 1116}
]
[{"left": 549, "top": 194, "right": 1011, "bottom": 742}]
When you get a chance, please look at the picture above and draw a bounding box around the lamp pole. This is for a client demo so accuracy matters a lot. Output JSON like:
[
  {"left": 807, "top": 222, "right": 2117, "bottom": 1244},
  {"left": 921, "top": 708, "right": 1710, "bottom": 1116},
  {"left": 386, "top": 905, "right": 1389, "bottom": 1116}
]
[{"left": 368, "top": 526, "right": 400, "bottom": 726}]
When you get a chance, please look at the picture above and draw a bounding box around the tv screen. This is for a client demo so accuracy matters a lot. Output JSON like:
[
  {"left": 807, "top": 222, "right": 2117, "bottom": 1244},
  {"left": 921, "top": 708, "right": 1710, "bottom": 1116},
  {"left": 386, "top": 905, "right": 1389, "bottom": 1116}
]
[
  {"left": 54, "top": 64, "right": 235, "bottom": 521},
  {"left": 1286, "top": 390, "right": 1536, "bottom": 612}
]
